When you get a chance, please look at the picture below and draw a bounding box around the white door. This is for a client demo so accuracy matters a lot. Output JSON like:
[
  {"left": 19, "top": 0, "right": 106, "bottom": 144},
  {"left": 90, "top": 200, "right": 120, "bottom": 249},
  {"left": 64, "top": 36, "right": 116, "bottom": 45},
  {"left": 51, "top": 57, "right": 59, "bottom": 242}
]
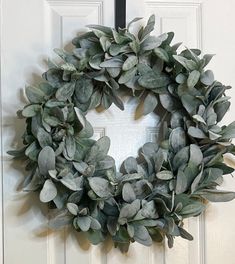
[{"left": 1, "top": 0, "right": 235, "bottom": 263}]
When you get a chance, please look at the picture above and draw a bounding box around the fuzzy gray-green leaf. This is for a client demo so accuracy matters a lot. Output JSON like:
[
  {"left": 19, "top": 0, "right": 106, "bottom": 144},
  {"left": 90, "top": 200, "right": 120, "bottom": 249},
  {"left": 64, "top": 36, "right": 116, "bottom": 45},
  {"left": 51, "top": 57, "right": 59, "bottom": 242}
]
[
  {"left": 25, "top": 86, "right": 45, "bottom": 103},
  {"left": 133, "top": 225, "right": 152, "bottom": 246},
  {"left": 188, "top": 126, "right": 207, "bottom": 139},
  {"left": 173, "top": 55, "right": 197, "bottom": 71},
  {"left": 200, "top": 70, "right": 214, "bottom": 85},
  {"left": 124, "top": 157, "right": 138, "bottom": 173},
  {"left": 122, "top": 56, "right": 138, "bottom": 71},
  {"left": 118, "top": 67, "right": 137, "bottom": 84},
  {"left": 85, "top": 136, "right": 110, "bottom": 164},
  {"left": 89, "top": 177, "right": 111, "bottom": 198},
  {"left": 154, "top": 47, "right": 169, "bottom": 62},
  {"left": 122, "top": 182, "right": 136, "bottom": 203},
  {"left": 61, "top": 173, "right": 83, "bottom": 191},
  {"left": 65, "top": 135, "right": 76, "bottom": 159},
  {"left": 143, "top": 92, "right": 158, "bottom": 115},
  {"left": 138, "top": 72, "right": 170, "bottom": 89},
  {"left": 76, "top": 216, "right": 91, "bottom": 231},
  {"left": 75, "top": 77, "right": 93, "bottom": 104},
  {"left": 169, "top": 127, "right": 187, "bottom": 152},
  {"left": 40, "top": 179, "right": 57, "bottom": 203},
  {"left": 37, "top": 127, "right": 52, "bottom": 148},
  {"left": 56, "top": 82, "right": 75, "bottom": 101},
  {"left": 187, "top": 70, "right": 200, "bottom": 88},
  {"left": 156, "top": 170, "right": 173, "bottom": 180},
  {"left": 22, "top": 104, "right": 41, "bottom": 117},
  {"left": 67, "top": 203, "right": 79, "bottom": 215},
  {"left": 196, "top": 190, "right": 235, "bottom": 202},
  {"left": 38, "top": 146, "right": 55, "bottom": 175},
  {"left": 100, "top": 58, "right": 123, "bottom": 68}
]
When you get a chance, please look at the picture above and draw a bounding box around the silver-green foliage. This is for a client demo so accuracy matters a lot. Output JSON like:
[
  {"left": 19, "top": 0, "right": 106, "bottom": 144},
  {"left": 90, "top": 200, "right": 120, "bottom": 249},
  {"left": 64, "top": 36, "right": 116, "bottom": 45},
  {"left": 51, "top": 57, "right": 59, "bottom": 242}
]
[{"left": 8, "top": 15, "right": 235, "bottom": 253}]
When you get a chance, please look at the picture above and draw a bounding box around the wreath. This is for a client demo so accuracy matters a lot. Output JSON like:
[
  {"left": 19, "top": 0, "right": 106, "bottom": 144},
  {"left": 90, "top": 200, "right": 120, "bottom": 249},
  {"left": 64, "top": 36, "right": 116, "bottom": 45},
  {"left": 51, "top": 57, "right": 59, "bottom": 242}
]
[{"left": 8, "top": 15, "right": 235, "bottom": 253}]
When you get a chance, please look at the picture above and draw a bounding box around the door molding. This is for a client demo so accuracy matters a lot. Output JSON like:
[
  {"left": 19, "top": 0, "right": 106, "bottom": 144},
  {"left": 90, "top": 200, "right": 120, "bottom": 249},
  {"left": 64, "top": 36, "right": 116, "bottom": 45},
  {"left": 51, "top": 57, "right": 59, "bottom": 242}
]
[{"left": 0, "top": 0, "right": 4, "bottom": 262}]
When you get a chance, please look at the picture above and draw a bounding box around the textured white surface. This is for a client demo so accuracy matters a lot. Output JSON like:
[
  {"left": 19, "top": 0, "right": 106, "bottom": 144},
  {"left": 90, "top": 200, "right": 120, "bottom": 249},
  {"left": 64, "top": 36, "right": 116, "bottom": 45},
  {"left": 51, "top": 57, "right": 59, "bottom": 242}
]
[{"left": 1, "top": 0, "right": 235, "bottom": 263}]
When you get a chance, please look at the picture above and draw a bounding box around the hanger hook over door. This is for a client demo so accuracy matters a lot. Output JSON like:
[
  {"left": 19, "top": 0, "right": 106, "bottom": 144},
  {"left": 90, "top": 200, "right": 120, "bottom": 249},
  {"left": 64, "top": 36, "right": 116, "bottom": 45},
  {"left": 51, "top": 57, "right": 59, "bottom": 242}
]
[{"left": 115, "top": 0, "right": 126, "bottom": 30}]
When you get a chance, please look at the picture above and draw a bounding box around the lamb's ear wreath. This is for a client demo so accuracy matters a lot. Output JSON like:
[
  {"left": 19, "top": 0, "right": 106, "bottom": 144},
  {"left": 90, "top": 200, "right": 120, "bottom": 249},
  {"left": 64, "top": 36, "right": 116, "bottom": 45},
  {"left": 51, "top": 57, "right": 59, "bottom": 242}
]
[{"left": 8, "top": 15, "right": 235, "bottom": 252}]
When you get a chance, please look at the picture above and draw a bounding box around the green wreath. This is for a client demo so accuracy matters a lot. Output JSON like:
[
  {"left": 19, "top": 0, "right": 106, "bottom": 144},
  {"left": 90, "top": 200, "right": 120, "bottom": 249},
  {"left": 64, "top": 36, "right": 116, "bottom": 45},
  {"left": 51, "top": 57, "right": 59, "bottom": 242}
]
[{"left": 8, "top": 15, "right": 235, "bottom": 253}]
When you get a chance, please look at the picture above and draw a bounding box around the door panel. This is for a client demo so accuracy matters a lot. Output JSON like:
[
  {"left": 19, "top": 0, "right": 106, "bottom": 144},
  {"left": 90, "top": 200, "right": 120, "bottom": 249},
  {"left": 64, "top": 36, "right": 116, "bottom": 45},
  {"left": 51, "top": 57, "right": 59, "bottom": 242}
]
[
  {"left": 126, "top": 1, "right": 203, "bottom": 264},
  {"left": 1, "top": 0, "right": 235, "bottom": 263},
  {"left": 200, "top": 1, "right": 235, "bottom": 263},
  {"left": 1, "top": 1, "right": 115, "bottom": 264}
]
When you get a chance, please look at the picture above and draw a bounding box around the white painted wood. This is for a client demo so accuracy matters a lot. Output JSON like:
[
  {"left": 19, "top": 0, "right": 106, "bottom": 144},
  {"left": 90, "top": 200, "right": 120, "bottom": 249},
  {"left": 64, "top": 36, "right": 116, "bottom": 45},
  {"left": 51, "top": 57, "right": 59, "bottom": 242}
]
[
  {"left": 1, "top": 1, "right": 114, "bottom": 264},
  {"left": 1, "top": 0, "right": 235, "bottom": 263},
  {"left": 126, "top": 2, "right": 204, "bottom": 264},
  {"left": 200, "top": 1, "right": 235, "bottom": 263},
  {"left": 2, "top": 1, "right": 58, "bottom": 262},
  {"left": 0, "top": 0, "right": 4, "bottom": 262},
  {"left": 88, "top": 100, "right": 160, "bottom": 264}
]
